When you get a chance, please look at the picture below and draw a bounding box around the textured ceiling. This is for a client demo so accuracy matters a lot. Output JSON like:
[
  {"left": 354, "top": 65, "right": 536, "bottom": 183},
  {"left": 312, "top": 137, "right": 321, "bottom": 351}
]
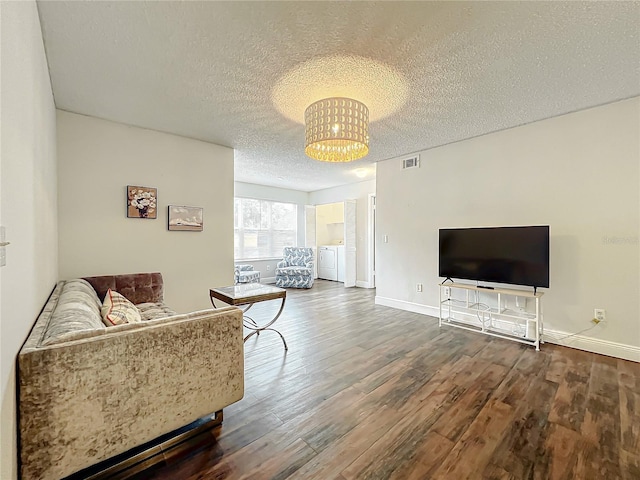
[
  {"left": 37, "top": 1, "right": 640, "bottom": 192},
  {"left": 272, "top": 55, "right": 409, "bottom": 123}
]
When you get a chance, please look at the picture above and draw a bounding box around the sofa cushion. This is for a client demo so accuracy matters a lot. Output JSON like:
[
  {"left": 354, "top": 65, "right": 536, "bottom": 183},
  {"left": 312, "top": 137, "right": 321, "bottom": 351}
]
[
  {"left": 101, "top": 289, "right": 142, "bottom": 326},
  {"left": 275, "top": 265, "right": 312, "bottom": 276},
  {"left": 136, "top": 302, "right": 177, "bottom": 321},
  {"left": 84, "top": 272, "right": 164, "bottom": 305},
  {"left": 41, "top": 279, "right": 105, "bottom": 346}
]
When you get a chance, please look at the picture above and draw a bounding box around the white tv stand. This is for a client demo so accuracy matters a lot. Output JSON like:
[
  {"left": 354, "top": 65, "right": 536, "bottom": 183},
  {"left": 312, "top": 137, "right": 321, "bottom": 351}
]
[{"left": 438, "top": 282, "right": 544, "bottom": 350}]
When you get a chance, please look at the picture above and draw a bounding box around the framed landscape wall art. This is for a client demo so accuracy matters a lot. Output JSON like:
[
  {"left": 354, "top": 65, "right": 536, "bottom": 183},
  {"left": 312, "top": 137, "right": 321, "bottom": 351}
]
[
  {"left": 168, "top": 205, "right": 204, "bottom": 231},
  {"left": 127, "top": 186, "right": 157, "bottom": 219}
]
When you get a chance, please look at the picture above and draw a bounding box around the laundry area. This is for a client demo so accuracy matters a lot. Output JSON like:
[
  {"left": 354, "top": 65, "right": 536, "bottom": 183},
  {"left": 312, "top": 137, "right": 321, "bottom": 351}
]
[{"left": 316, "top": 202, "right": 346, "bottom": 283}]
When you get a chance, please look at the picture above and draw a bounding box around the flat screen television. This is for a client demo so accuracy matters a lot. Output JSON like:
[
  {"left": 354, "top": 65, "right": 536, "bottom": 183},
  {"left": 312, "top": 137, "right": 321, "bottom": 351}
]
[{"left": 439, "top": 226, "right": 549, "bottom": 288}]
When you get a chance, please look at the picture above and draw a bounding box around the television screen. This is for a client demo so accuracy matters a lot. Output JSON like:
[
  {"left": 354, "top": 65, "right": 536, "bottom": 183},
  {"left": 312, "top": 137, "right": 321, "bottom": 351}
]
[{"left": 439, "top": 226, "right": 549, "bottom": 288}]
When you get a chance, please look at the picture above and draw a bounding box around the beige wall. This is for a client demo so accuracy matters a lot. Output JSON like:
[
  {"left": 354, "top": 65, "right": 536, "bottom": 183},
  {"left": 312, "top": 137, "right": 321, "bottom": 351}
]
[
  {"left": 0, "top": 2, "right": 59, "bottom": 478},
  {"left": 57, "top": 111, "right": 234, "bottom": 313},
  {"left": 310, "top": 180, "right": 376, "bottom": 286},
  {"left": 376, "top": 98, "right": 640, "bottom": 360}
]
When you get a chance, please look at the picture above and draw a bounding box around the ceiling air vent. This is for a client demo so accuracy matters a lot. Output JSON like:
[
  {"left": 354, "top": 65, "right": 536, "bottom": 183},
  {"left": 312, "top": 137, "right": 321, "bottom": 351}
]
[{"left": 402, "top": 156, "right": 420, "bottom": 169}]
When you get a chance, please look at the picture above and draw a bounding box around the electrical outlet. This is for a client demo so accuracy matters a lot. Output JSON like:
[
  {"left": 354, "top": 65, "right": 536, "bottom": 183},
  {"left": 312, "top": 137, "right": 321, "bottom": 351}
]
[
  {"left": 416, "top": 283, "right": 423, "bottom": 293},
  {"left": 594, "top": 309, "right": 606, "bottom": 322},
  {"left": 266, "top": 265, "right": 271, "bottom": 271},
  {"left": 444, "top": 286, "right": 451, "bottom": 296}
]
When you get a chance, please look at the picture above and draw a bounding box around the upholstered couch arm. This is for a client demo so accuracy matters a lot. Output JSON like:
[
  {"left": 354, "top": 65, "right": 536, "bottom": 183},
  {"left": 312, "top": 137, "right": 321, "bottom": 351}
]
[
  {"left": 305, "top": 261, "right": 314, "bottom": 269},
  {"left": 18, "top": 307, "right": 244, "bottom": 480},
  {"left": 276, "top": 260, "right": 287, "bottom": 268}
]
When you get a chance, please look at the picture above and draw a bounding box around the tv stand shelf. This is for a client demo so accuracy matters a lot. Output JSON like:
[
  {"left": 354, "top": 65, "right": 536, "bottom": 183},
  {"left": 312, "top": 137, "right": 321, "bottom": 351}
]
[{"left": 438, "top": 283, "right": 544, "bottom": 350}]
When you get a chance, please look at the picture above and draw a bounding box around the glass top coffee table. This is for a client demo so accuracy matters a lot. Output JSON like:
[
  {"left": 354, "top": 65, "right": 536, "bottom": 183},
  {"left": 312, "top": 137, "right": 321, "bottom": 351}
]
[{"left": 209, "top": 283, "right": 287, "bottom": 350}]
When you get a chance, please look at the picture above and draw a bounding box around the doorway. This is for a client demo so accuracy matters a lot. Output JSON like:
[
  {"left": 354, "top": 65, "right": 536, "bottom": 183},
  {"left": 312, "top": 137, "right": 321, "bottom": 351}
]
[{"left": 304, "top": 201, "right": 357, "bottom": 287}]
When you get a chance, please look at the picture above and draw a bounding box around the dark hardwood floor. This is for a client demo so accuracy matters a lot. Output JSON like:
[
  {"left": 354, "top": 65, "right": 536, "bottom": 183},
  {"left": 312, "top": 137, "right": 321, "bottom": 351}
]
[{"left": 132, "top": 280, "right": 640, "bottom": 480}]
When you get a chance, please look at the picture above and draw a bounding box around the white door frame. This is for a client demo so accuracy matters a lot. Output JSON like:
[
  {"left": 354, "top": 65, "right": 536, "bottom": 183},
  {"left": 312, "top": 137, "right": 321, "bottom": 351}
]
[
  {"left": 304, "top": 205, "right": 317, "bottom": 278},
  {"left": 343, "top": 199, "right": 357, "bottom": 288},
  {"left": 367, "top": 193, "right": 376, "bottom": 288}
]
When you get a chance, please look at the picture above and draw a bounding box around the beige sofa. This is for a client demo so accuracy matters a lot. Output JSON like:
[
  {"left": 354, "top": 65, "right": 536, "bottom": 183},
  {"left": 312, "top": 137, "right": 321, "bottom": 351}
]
[{"left": 18, "top": 273, "right": 244, "bottom": 480}]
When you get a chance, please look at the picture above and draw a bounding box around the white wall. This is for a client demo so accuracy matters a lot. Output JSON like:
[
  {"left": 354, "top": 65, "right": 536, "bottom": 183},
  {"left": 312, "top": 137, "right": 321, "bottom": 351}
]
[
  {"left": 57, "top": 111, "right": 234, "bottom": 312},
  {"left": 376, "top": 98, "right": 640, "bottom": 361},
  {"left": 0, "top": 2, "right": 59, "bottom": 477},
  {"left": 310, "top": 180, "right": 376, "bottom": 287},
  {"left": 234, "top": 182, "right": 309, "bottom": 282}
]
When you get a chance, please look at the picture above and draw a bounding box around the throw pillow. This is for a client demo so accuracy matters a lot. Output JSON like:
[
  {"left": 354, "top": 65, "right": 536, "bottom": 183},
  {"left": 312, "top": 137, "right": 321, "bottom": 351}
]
[{"left": 101, "top": 289, "right": 142, "bottom": 326}]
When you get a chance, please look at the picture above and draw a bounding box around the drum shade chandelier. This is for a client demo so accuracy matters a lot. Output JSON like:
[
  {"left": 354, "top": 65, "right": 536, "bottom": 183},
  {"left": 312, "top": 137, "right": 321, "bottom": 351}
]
[{"left": 304, "top": 97, "right": 369, "bottom": 162}]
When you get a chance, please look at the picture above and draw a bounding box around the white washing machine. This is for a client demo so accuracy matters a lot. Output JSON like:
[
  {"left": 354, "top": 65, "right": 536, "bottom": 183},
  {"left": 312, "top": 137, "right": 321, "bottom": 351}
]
[{"left": 318, "top": 245, "right": 345, "bottom": 282}]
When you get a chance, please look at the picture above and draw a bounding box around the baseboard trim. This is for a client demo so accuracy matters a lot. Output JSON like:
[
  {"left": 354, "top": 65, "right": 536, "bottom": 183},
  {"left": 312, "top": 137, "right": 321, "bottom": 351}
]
[
  {"left": 543, "top": 330, "right": 640, "bottom": 363},
  {"left": 356, "top": 281, "right": 374, "bottom": 289},
  {"left": 374, "top": 296, "right": 640, "bottom": 362},
  {"left": 375, "top": 296, "right": 439, "bottom": 317},
  {"left": 262, "top": 276, "right": 276, "bottom": 284}
]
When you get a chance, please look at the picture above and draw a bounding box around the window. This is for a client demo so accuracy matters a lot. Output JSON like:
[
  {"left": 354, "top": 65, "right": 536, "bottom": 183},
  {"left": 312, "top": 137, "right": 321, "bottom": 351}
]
[{"left": 234, "top": 198, "right": 297, "bottom": 259}]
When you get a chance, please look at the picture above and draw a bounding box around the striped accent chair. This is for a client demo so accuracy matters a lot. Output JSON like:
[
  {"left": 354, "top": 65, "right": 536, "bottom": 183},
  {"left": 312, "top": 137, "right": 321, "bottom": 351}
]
[
  {"left": 234, "top": 264, "right": 260, "bottom": 284},
  {"left": 275, "top": 247, "right": 314, "bottom": 289}
]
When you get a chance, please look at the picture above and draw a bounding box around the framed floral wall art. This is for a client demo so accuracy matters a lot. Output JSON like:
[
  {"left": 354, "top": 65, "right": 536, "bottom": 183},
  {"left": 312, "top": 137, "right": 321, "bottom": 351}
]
[
  {"left": 168, "top": 205, "right": 203, "bottom": 231},
  {"left": 127, "top": 186, "right": 157, "bottom": 219}
]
